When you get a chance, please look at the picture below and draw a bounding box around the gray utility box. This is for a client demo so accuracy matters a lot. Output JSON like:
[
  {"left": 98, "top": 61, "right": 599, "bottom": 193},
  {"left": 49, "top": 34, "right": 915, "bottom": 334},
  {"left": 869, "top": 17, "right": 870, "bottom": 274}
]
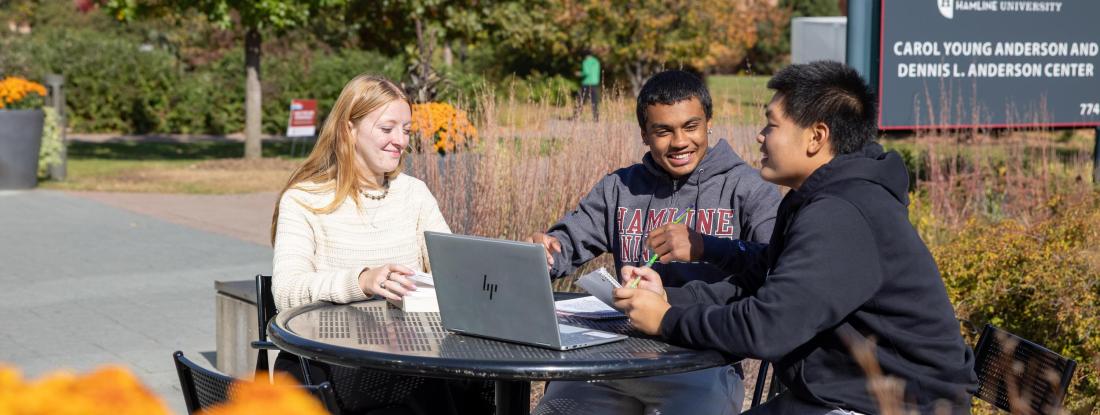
[
  {"left": 791, "top": 16, "right": 847, "bottom": 65},
  {"left": 215, "top": 280, "right": 261, "bottom": 379}
]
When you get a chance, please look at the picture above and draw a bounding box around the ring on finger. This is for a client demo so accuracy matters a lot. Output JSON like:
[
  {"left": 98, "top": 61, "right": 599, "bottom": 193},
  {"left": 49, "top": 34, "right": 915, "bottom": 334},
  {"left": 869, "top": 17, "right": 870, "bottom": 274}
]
[{"left": 379, "top": 280, "right": 386, "bottom": 290}]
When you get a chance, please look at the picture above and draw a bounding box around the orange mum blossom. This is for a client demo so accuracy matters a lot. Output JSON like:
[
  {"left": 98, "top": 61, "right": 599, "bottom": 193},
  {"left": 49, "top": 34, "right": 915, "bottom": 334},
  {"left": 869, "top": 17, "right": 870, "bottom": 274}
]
[
  {"left": 0, "top": 366, "right": 331, "bottom": 415},
  {"left": 0, "top": 365, "right": 171, "bottom": 415},
  {"left": 0, "top": 76, "right": 47, "bottom": 109},
  {"left": 198, "top": 373, "right": 330, "bottom": 415},
  {"left": 411, "top": 102, "right": 477, "bottom": 154}
]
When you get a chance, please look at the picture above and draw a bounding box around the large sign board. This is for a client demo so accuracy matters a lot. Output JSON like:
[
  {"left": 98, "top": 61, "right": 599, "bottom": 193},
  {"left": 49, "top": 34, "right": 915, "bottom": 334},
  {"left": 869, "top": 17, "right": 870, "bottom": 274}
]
[{"left": 878, "top": 0, "right": 1100, "bottom": 129}]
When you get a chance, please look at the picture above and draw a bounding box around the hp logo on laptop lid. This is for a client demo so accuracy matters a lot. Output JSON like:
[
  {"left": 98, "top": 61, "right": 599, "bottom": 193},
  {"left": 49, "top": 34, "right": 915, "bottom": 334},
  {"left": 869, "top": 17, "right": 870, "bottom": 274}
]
[{"left": 482, "top": 274, "right": 499, "bottom": 300}]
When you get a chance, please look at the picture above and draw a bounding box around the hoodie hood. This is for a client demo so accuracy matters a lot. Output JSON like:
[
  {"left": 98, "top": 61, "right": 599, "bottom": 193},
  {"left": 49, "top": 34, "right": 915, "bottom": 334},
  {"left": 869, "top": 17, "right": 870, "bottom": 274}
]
[{"left": 790, "top": 141, "right": 910, "bottom": 207}]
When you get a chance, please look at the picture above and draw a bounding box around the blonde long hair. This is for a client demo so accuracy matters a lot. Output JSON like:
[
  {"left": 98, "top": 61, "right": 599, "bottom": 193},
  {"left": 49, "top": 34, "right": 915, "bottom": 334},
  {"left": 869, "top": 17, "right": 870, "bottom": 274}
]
[{"left": 270, "top": 74, "right": 410, "bottom": 246}]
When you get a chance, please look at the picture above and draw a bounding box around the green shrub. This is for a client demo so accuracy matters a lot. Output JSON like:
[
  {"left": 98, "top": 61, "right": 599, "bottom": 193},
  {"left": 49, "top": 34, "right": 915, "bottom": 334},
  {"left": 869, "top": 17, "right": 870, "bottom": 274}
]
[
  {"left": 931, "top": 192, "right": 1100, "bottom": 413},
  {"left": 2, "top": 27, "right": 406, "bottom": 135},
  {"left": 5, "top": 27, "right": 179, "bottom": 133},
  {"left": 38, "top": 107, "right": 63, "bottom": 178},
  {"left": 162, "top": 67, "right": 243, "bottom": 135}
]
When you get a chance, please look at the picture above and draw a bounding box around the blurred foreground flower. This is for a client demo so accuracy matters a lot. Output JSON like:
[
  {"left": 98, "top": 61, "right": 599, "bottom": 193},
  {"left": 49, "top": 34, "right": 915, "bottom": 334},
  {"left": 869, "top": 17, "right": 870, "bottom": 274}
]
[
  {"left": 199, "top": 373, "right": 329, "bottom": 415},
  {"left": 0, "top": 365, "right": 170, "bottom": 415},
  {"left": 0, "top": 366, "right": 328, "bottom": 415}
]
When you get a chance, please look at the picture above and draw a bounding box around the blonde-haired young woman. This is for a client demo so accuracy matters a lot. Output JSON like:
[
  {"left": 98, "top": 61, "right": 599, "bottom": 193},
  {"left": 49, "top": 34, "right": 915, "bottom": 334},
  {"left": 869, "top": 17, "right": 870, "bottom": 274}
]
[{"left": 270, "top": 74, "right": 492, "bottom": 414}]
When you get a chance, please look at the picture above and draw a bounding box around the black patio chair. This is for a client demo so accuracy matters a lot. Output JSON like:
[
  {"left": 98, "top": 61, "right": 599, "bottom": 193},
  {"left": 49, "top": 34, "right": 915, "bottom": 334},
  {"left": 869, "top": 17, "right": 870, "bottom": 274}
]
[
  {"left": 749, "top": 360, "right": 785, "bottom": 408},
  {"left": 252, "top": 274, "right": 280, "bottom": 379},
  {"left": 973, "top": 324, "right": 1077, "bottom": 415},
  {"left": 173, "top": 350, "right": 339, "bottom": 414}
]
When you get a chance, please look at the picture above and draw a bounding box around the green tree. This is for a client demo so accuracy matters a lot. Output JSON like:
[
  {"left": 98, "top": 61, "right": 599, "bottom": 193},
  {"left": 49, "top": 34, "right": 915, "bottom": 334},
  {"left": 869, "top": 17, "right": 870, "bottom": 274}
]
[
  {"left": 104, "top": 0, "right": 345, "bottom": 159},
  {"left": 343, "top": 0, "right": 495, "bottom": 102},
  {"left": 785, "top": 0, "right": 840, "bottom": 18},
  {"left": 489, "top": 0, "right": 762, "bottom": 94}
]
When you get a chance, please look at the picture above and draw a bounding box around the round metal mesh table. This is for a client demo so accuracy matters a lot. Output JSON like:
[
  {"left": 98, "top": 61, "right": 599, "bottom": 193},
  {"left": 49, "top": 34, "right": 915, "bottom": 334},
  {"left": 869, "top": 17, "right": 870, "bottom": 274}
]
[{"left": 269, "top": 296, "right": 729, "bottom": 414}]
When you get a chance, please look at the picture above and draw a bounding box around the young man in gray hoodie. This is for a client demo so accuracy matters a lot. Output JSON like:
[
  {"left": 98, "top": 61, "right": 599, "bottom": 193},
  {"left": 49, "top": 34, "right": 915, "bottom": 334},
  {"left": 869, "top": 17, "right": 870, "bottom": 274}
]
[{"left": 530, "top": 70, "right": 781, "bottom": 414}]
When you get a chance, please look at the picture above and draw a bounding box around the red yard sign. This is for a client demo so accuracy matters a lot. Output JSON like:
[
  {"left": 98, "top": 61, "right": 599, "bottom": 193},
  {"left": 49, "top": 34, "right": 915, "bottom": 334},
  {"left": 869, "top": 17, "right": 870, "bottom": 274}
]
[{"left": 286, "top": 99, "right": 317, "bottom": 137}]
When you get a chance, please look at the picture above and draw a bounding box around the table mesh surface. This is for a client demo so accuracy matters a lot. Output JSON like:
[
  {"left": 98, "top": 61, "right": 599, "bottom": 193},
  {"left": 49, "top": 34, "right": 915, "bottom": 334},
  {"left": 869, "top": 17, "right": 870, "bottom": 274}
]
[{"left": 284, "top": 300, "right": 718, "bottom": 367}]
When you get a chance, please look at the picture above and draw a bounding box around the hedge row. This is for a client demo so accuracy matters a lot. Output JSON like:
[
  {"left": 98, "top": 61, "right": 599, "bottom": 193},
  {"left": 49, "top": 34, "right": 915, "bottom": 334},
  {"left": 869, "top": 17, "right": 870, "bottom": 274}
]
[{"left": 2, "top": 27, "right": 402, "bottom": 134}]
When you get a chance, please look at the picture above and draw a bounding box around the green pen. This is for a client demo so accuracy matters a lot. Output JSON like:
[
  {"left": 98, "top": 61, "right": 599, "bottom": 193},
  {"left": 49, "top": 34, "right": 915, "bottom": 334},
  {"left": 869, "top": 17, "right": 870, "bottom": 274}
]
[{"left": 630, "top": 205, "right": 694, "bottom": 288}]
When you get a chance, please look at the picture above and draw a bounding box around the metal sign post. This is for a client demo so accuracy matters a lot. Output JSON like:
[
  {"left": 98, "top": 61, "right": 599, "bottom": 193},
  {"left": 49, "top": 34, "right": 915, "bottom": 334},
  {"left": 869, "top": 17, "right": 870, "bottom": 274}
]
[
  {"left": 846, "top": 0, "right": 880, "bottom": 93},
  {"left": 1094, "top": 127, "right": 1099, "bottom": 184}
]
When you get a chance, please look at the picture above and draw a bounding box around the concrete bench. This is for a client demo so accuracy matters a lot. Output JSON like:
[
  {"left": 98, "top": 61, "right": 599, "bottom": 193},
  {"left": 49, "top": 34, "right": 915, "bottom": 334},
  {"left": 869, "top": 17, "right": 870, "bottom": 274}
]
[{"left": 214, "top": 280, "right": 259, "bottom": 379}]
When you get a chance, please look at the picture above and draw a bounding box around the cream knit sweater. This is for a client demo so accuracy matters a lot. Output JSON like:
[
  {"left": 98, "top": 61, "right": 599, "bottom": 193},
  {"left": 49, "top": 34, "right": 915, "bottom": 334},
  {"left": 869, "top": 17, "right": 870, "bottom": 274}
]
[{"left": 272, "top": 174, "right": 450, "bottom": 311}]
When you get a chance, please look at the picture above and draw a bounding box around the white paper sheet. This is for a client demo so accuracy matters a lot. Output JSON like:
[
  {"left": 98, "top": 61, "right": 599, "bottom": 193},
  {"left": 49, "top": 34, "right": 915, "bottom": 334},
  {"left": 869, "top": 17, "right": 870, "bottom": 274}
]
[
  {"left": 409, "top": 271, "right": 434, "bottom": 286},
  {"left": 574, "top": 267, "right": 621, "bottom": 307},
  {"left": 555, "top": 296, "right": 619, "bottom": 314}
]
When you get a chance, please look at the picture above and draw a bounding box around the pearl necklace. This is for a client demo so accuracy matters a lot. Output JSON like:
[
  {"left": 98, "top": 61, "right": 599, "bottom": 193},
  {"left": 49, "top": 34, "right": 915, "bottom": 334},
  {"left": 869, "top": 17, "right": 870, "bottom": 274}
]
[{"left": 362, "top": 178, "right": 389, "bottom": 200}]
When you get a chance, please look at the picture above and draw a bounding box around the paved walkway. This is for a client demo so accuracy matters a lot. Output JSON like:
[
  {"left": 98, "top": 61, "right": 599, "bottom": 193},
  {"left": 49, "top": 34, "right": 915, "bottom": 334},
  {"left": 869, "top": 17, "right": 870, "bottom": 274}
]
[
  {"left": 0, "top": 189, "right": 276, "bottom": 413},
  {"left": 71, "top": 191, "right": 278, "bottom": 247}
]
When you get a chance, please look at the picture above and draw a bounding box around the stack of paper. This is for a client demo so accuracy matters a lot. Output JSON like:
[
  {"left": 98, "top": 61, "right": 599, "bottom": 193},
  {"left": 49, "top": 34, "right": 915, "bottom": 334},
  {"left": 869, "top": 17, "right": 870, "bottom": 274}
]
[
  {"left": 574, "top": 267, "right": 621, "bottom": 307},
  {"left": 387, "top": 272, "right": 439, "bottom": 313},
  {"left": 554, "top": 296, "right": 625, "bottom": 320},
  {"left": 556, "top": 267, "right": 626, "bottom": 319}
]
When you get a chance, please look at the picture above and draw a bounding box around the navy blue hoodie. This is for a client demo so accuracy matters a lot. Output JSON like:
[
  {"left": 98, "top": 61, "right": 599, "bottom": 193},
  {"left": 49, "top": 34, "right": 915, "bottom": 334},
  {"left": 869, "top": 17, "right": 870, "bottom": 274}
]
[
  {"left": 659, "top": 142, "right": 978, "bottom": 413},
  {"left": 545, "top": 139, "right": 781, "bottom": 287}
]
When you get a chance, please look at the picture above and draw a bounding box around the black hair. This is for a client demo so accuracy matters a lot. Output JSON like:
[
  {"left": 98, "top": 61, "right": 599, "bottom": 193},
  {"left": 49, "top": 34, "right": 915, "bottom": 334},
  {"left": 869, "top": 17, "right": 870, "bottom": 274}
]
[
  {"left": 766, "top": 61, "right": 878, "bottom": 155},
  {"left": 636, "top": 70, "right": 713, "bottom": 131}
]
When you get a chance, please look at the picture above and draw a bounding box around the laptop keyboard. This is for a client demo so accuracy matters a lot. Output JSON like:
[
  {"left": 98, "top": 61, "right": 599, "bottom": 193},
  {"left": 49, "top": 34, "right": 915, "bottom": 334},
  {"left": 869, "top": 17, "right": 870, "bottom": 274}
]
[
  {"left": 558, "top": 324, "right": 587, "bottom": 334},
  {"left": 558, "top": 323, "right": 622, "bottom": 347}
]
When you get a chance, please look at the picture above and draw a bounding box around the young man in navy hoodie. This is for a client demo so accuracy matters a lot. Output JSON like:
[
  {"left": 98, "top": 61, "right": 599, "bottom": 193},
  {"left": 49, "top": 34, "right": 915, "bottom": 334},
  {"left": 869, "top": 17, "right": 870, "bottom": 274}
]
[
  {"left": 529, "top": 70, "right": 781, "bottom": 414},
  {"left": 614, "top": 61, "right": 978, "bottom": 414}
]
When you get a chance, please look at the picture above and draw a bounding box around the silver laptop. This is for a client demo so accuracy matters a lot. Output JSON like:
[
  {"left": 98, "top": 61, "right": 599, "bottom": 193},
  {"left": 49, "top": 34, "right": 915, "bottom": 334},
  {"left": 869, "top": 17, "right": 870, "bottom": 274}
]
[{"left": 424, "top": 232, "right": 627, "bottom": 350}]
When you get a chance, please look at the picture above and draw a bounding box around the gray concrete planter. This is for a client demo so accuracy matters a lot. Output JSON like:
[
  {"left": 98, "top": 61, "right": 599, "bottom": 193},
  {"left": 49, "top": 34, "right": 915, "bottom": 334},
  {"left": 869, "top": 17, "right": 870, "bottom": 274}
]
[{"left": 0, "top": 109, "right": 44, "bottom": 189}]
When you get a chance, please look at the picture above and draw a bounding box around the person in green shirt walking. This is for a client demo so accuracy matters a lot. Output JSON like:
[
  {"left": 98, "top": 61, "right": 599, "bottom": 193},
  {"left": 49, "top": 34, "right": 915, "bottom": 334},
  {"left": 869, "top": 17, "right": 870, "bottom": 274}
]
[{"left": 576, "top": 51, "right": 601, "bottom": 121}]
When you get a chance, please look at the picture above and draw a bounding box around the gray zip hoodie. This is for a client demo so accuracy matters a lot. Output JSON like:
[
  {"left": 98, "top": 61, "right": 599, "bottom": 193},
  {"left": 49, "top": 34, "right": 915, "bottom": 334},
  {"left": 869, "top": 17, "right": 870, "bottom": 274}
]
[{"left": 546, "top": 139, "right": 781, "bottom": 287}]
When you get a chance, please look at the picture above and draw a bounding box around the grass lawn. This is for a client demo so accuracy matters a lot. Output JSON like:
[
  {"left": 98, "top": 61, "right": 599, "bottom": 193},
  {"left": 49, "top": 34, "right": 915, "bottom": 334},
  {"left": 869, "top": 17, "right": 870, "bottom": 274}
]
[
  {"left": 40, "top": 142, "right": 307, "bottom": 194},
  {"left": 40, "top": 158, "right": 299, "bottom": 194},
  {"left": 708, "top": 75, "right": 770, "bottom": 103},
  {"left": 708, "top": 75, "right": 771, "bottom": 125}
]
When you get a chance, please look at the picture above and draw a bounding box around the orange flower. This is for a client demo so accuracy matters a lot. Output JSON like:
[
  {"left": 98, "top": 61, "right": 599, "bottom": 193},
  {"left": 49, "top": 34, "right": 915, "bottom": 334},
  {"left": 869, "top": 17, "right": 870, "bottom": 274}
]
[
  {"left": 411, "top": 102, "right": 478, "bottom": 154},
  {"left": 0, "top": 365, "right": 171, "bottom": 415},
  {"left": 0, "top": 366, "right": 334, "bottom": 415},
  {"left": 198, "top": 373, "right": 330, "bottom": 415},
  {"left": 0, "top": 76, "right": 47, "bottom": 110}
]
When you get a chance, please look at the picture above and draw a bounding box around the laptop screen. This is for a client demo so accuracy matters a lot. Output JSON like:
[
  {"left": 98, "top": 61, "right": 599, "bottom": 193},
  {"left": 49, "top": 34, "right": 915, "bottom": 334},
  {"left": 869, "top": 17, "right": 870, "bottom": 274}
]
[{"left": 424, "top": 232, "right": 562, "bottom": 348}]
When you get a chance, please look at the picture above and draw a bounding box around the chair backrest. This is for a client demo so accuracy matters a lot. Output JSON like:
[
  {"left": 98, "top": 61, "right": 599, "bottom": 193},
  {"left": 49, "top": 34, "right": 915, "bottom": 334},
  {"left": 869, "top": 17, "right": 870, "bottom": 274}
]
[
  {"left": 749, "top": 360, "right": 785, "bottom": 408},
  {"left": 256, "top": 274, "right": 276, "bottom": 343},
  {"left": 973, "top": 324, "right": 1076, "bottom": 415},
  {"left": 174, "top": 350, "right": 338, "bottom": 414},
  {"left": 253, "top": 274, "right": 277, "bottom": 377}
]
